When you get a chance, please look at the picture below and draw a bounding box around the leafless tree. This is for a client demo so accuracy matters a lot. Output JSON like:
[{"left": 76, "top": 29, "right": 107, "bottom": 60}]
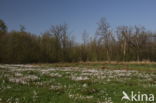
[
  {"left": 96, "top": 17, "right": 114, "bottom": 61},
  {"left": 116, "top": 26, "right": 131, "bottom": 61}
]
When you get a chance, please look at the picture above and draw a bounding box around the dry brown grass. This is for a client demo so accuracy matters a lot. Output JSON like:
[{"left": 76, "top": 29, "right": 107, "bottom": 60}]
[{"left": 34, "top": 61, "right": 156, "bottom": 68}]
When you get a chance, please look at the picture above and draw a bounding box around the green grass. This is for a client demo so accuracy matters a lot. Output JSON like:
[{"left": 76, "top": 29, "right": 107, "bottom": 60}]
[{"left": 0, "top": 63, "right": 156, "bottom": 103}]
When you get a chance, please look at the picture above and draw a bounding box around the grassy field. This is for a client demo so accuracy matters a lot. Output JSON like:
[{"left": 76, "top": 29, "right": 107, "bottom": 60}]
[{"left": 0, "top": 62, "right": 156, "bottom": 103}]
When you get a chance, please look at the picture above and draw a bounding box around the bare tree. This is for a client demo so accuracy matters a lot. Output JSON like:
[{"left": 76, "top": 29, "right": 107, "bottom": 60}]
[
  {"left": 49, "top": 24, "right": 72, "bottom": 61},
  {"left": 82, "top": 30, "right": 89, "bottom": 46},
  {"left": 96, "top": 17, "right": 114, "bottom": 61},
  {"left": 117, "top": 26, "right": 148, "bottom": 61},
  {"left": 49, "top": 24, "right": 68, "bottom": 48},
  {"left": 116, "top": 26, "right": 131, "bottom": 61}
]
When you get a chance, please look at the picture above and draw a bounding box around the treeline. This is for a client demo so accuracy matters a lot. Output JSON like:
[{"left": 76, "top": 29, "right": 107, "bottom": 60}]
[{"left": 0, "top": 18, "right": 156, "bottom": 64}]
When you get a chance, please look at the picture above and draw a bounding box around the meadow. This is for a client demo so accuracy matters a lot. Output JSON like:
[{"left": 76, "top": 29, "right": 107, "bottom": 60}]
[{"left": 0, "top": 62, "right": 156, "bottom": 103}]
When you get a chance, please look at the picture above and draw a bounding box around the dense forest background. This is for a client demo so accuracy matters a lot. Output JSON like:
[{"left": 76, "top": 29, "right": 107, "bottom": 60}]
[{"left": 0, "top": 18, "right": 156, "bottom": 64}]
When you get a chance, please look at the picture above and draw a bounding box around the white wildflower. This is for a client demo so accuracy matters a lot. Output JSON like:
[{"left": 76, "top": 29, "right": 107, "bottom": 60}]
[
  {"left": 71, "top": 76, "right": 89, "bottom": 81},
  {"left": 82, "top": 83, "right": 87, "bottom": 88},
  {"left": 49, "top": 73, "right": 62, "bottom": 77}
]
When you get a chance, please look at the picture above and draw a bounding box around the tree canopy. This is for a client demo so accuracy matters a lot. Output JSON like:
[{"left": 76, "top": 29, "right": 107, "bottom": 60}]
[{"left": 0, "top": 18, "right": 156, "bottom": 64}]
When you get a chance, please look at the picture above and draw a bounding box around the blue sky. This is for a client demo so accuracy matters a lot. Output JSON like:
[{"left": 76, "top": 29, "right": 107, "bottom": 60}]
[{"left": 0, "top": 0, "right": 156, "bottom": 42}]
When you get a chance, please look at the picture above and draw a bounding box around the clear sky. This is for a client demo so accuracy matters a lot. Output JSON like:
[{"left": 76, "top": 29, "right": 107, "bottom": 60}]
[{"left": 0, "top": 0, "right": 156, "bottom": 42}]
